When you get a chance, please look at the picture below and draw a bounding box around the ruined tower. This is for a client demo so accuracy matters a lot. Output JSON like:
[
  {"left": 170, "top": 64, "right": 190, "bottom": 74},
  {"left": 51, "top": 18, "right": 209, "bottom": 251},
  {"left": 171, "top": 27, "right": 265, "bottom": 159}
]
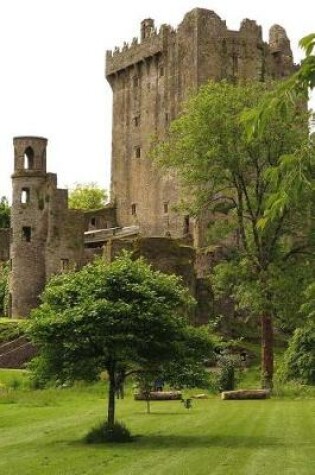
[
  {"left": 11, "top": 137, "right": 49, "bottom": 317},
  {"left": 106, "top": 8, "right": 294, "bottom": 242},
  {"left": 10, "top": 137, "right": 86, "bottom": 318}
]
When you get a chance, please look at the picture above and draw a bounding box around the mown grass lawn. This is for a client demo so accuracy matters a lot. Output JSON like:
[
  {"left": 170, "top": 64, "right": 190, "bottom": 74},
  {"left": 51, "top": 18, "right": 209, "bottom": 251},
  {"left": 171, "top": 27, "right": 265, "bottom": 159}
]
[{"left": 1, "top": 370, "right": 314, "bottom": 475}]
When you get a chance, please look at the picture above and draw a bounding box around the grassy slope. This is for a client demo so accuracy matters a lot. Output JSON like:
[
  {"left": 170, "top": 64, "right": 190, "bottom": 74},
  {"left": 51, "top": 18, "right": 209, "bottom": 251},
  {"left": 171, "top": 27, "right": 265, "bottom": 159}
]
[{"left": 1, "top": 370, "right": 314, "bottom": 475}]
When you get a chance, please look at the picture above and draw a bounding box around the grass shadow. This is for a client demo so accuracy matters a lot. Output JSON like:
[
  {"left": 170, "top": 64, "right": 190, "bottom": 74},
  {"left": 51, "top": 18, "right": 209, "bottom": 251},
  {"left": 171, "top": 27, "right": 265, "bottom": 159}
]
[
  {"left": 127, "top": 434, "right": 287, "bottom": 450},
  {"left": 69, "top": 433, "right": 288, "bottom": 451}
]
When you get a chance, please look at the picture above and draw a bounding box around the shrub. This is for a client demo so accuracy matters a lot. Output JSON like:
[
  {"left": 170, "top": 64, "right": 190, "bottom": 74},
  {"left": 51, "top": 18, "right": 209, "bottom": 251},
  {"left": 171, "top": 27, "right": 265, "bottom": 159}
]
[
  {"left": 0, "top": 319, "right": 26, "bottom": 343},
  {"left": 217, "top": 355, "right": 237, "bottom": 391},
  {"left": 273, "top": 379, "right": 315, "bottom": 399},
  {"left": 279, "top": 323, "right": 315, "bottom": 385},
  {"left": 84, "top": 421, "right": 133, "bottom": 444}
]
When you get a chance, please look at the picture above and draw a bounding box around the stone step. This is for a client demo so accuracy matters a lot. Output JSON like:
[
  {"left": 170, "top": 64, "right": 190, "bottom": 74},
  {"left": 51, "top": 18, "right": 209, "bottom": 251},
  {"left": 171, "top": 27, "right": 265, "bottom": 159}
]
[
  {"left": 0, "top": 341, "right": 37, "bottom": 369},
  {"left": 0, "top": 336, "right": 28, "bottom": 353}
]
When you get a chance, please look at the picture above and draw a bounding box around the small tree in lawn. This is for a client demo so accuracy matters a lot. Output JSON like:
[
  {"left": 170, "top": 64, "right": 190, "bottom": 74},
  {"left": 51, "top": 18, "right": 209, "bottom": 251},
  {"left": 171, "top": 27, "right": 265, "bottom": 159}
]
[{"left": 29, "top": 254, "right": 210, "bottom": 438}]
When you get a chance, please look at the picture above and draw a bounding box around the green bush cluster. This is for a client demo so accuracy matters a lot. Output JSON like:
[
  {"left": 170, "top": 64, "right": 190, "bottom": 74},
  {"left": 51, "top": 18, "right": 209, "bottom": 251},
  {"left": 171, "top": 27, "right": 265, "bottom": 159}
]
[{"left": 279, "top": 323, "right": 315, "bottom": 385}]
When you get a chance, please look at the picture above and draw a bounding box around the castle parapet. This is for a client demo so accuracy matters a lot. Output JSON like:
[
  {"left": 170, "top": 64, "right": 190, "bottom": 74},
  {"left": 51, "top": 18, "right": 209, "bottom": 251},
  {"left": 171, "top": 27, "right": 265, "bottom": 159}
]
[
  {"left": 239, "top": 19, "right": 263, "bottom": 40},
  {"left": 106, "top": 20, "right": 171, "bottom": 76}
]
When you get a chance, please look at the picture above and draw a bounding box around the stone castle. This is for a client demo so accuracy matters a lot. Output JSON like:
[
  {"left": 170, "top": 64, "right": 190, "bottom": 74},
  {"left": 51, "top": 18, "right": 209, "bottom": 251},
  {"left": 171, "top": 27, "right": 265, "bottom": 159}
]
[{"left": 0, "top": 8, "right": 295, "bottom": 319}]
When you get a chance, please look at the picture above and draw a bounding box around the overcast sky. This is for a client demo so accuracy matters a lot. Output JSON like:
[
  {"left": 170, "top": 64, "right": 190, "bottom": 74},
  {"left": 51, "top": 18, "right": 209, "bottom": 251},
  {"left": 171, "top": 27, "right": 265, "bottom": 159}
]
[{"left": 0, "top": 0, "right": 314, "bottom": 200}]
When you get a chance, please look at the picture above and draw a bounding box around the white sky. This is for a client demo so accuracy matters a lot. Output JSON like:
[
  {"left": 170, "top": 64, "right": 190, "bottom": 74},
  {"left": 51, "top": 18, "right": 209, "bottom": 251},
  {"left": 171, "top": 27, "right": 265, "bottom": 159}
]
[{"left": 0, "top": 0, "right": 314, "bottom": 200}]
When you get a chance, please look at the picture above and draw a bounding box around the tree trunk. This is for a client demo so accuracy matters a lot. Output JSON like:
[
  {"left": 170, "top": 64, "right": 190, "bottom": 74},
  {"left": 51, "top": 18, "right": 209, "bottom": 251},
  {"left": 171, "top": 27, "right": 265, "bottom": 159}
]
[
  {"left": 261, "top": 314, "right": 273, "bottom": 390},
  {"left": 146, "top": 396, "right": 151, "bottom": 414},
  {"left": 107, "top": 366, "right": 116, "bottom": 430},
  {"left": 144, "top": 384, "right": 151, "bottom": 414}
]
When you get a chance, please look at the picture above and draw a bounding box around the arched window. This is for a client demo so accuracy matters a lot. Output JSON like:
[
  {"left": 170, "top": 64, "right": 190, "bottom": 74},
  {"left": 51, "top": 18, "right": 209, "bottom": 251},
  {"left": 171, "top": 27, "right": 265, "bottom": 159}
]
[
  {"left": 21, "top": 188, "right": 30, "bottom": 204},
  {"left": 24, "top": 147, "right": 34, "bottom": 170}
]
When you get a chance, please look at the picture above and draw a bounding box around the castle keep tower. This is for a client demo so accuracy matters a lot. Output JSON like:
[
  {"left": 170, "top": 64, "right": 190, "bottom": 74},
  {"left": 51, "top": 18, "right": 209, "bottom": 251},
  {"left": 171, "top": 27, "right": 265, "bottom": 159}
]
[
  {"left": 106, "top": 8, "right": 294, "bottom": 241},
  {"left": 11, "top": 137, "right": 49, "bottom": 317}
]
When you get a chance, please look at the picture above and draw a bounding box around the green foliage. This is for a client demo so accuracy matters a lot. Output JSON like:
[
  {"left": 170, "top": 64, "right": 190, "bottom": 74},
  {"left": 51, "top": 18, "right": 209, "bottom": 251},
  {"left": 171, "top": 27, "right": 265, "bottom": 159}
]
[
  {"left": 29, "top": 254, "right": 194, "bottom": 384},
  {"left": 300, "top": 282, "right": 315, "bottom": 322},
  {"left": 0, "top": 262, "right": 9, "bottom": 316},
  {"left": 273, "top": 379, "right": 315, "bottom": 399},
  {"left": 279, "top": 323, "right": 315, "bottom": 385},
  {"left": 212, "top": 257, "right": 315, "bottom": 332},
  {"left": 154, "top": 78, "right": 313, "bottom": 387},
  {"left": 0, "top": 197, "right": 10, "bottom": 229},
  {"left": 0, "top": 318, "right": 26, "bottom": 344},
  {"left": 243, "top": 33, "right": 315, "bottom": 138},
  {"left": 217, "top": 355, "right": 237, "bottom": 392},
  {"left": 154, "top": 80, "right": 311, "bottom": 273},
  {"left": 84, "top": 421, "right": 133, "bottom": 444},
  {"left": 28, "top": 254, "right": 212, "bottom": 428},
  {"left": 163, "top": 326, "right": 214, "bottom": 389},
  {"left": 68, "top": 182, "right": 107, "bottom": 210},
  {"left": 242, "top": 33, "right": 315, "bottom": 222}
]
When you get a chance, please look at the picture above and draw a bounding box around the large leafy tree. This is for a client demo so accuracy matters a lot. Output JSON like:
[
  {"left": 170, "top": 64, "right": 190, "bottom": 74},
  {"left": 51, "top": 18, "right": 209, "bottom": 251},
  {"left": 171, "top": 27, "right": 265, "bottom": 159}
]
[
  {"left": 29, "top": 254, "right": 212, "bottom": 430},
  {"left": 0, "top": 197, "right": 10, "bottom": 228},
  {"left": 242, "top": 33, "right": 315, "bottom": 344},
  {"left": 68, "top": 182, "right": 107, "bottom": 210},
  {"left": 154, "top": 80, "right": 314, "bottom": 388}
]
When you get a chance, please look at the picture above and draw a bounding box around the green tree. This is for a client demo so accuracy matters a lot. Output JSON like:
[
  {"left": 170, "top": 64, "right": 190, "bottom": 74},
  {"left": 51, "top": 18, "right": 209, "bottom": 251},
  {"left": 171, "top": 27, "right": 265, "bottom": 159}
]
[
  {"left": 29, "top": 255, "right": 212, "bottom": 431},
  {"left": 68, "top": 183, "right": 107, "bottom": 210},
  {"left": 154, "top": 80, "right": 314, "bottom": 388},
  {"left": 0, "top": 262, "right": 9, "bottom": 316},
  {"left": 0, "top": 197, "right": 10, "bottom": 228}
]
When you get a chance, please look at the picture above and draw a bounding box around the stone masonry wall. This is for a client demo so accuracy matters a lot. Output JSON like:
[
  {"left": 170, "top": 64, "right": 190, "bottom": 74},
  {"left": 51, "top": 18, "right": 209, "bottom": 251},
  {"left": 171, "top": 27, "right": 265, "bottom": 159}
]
[
  {"left": 84, "top": 206, "right": 117, "bottom": 231},
  {"left": 0, "top": 229, "right": 10, "bottom": 262},
  {"left": 106, "top": 8, "right": 295, "bottom": 243},
  {"left": 104, "top": 236, "right": 213, "bottom": 324}
]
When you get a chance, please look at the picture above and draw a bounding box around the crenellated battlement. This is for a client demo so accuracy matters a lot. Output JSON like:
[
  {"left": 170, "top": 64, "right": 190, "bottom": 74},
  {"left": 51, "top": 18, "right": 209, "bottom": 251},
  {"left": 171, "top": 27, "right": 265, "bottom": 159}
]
[
  {"left": 239, "top": 19, "right": 263, "bottom": 39},
  {"left": 106, "top": 8, "right": 291, "bottom": 78},
  {"left": 106, "top": 21, "right": 175, "bottom": 76}
]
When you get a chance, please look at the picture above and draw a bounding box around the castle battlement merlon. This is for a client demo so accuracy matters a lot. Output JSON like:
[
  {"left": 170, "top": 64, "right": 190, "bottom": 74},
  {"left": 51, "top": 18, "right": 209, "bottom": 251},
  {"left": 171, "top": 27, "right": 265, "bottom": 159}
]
[
  {"left": 106, "top": 20, "right": 174, "bottom": 76},
  {"left": 106, "top": 36, "right": 164, "bottom": 76}
]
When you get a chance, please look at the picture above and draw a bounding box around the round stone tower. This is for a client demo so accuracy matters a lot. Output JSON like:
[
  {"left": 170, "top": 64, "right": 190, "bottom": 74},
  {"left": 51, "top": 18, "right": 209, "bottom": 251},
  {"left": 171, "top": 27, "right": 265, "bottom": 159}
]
[{"left": 10, "top": 136, "right": 48, "bottom": 318}]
